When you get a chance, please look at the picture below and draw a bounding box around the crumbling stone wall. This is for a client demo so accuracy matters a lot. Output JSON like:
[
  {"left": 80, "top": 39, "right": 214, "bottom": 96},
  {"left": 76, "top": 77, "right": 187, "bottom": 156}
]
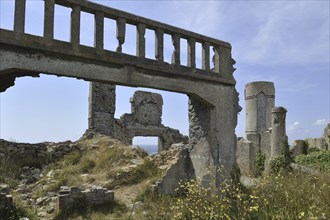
[
  {"left": 126, "top": 91, "right": 163, "bottom": 126},
  {"left": 58, "top": 186, "right": 114, "bottom": 210},
  {"left": 291, "top": 140, "right": 308, "bottom": 157},
  {"left": 0, "top": 139, "right": 80, "bottom": 161},
  {"left": 88, "top": 82, "right": 116, "bottom": 136},
  {"left": 305, "top": 123, "right": 330, "bottom": 150},
  {"left": 88, "top": 87, "right": 188, "bottom": 152},
  {"left": 151, "top": 145, "right": 195, "bottom": 195},
  {"left": 188, "top": 97, "right": 210, "bottom": 147}
]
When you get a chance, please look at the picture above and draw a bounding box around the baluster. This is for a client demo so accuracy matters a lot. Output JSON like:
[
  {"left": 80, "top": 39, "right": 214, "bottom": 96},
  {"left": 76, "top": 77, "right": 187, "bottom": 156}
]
[
  {"left": 94, "top": 12, "right": 104, "bottom": 49},
  {"left": 213, "top": 46, "right": 220, "bottom": 73},
  {"left": 171, "top": 33, "right": 180, "bottom": 65},
  {"left": 44, "top": 0, "right": 55, "bottom": 40},
  {"left": 116, "top": 18, "right": 126, "bottom": 53},
  {"left": 202, "top": 42, "right": 210, "bottom": 70},
  {"left": 70, "top": 5, "right": 81, "bottom": 45},
  {"left": 188, "top": 38, "right": 196, "bottom": 68},
  {"left": 14, "top": 0, "right": 26, "bottom": 33},
  {"left": 136, "top": 23, "right": 146, "bottom": 58},
  {"left": 155, "top": 28, "right": 164, "bottom": 61}
]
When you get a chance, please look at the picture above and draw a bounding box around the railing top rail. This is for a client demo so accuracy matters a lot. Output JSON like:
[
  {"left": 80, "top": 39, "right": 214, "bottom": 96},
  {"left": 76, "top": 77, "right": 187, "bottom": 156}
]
[{"left": 54, "top": 0, "right": 231, "bottom": 49}]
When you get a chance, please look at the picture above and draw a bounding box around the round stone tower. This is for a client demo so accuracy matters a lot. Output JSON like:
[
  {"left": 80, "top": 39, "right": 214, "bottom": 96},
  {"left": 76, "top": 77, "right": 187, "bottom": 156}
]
[
  {"left": 245, "top": 81, "right": 275, "bottom": 139},
  {"left": 271, "top": 107, "right": 287, "bottom": 158}
]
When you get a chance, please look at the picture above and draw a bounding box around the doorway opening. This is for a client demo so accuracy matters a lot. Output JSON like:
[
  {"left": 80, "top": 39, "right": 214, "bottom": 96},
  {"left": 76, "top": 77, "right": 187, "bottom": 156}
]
[{"left": 133, "top": 136, "right": 159, "bottom": 155}]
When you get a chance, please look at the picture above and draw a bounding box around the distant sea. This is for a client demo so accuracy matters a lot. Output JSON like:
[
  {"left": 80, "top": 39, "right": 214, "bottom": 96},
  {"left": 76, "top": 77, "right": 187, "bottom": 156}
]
[{"left": 134, "top": 144, "right": 158, "bottom": 155}]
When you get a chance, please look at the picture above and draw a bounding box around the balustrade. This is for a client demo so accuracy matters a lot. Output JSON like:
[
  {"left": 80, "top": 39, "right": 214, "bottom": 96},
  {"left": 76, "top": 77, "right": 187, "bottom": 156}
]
[{"left": 10, "top": 0, "right": 233, "bottom": 76}]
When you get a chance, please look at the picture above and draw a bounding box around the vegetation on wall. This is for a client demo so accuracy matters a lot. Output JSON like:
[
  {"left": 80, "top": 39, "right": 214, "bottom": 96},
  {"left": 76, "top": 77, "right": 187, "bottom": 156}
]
[
  {"left": 255, "top": 151, "right": 265, "bottom": 174},
  {"left": 269, "top": 140, "right": 292, "bottom": 173}
]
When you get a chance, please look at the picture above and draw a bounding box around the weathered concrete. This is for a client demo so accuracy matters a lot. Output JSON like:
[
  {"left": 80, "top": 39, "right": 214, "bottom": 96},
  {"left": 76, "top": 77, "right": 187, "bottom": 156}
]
[
  {"left": 0, "top": 0, "right": 239, "bottom": 189},
  {"left": 270, "top": 107, "right": 287, "bottom": 159},
  {"left": 236, "top": 139, "right": 257, "bottom": 176}
]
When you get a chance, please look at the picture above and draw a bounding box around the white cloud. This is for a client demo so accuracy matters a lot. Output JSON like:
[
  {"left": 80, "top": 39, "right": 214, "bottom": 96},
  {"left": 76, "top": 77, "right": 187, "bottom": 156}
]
[
  {"left": 313, "top": 119, "right": 328, "bottom": 126},
  {"left": 170, "top": 1, "right": 329, "bottom": 68},
  {"left": 288, "top": 121, "right": 301, "bottom": 131},
  {"left": 241, "top": 2, "right": 330, "bottom": 66}
]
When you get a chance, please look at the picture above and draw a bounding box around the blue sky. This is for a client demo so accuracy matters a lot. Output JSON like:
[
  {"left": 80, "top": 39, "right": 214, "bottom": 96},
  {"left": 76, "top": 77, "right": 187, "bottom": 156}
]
[{"left": 0, "top": 0, "right": 329, "bottom": 145}]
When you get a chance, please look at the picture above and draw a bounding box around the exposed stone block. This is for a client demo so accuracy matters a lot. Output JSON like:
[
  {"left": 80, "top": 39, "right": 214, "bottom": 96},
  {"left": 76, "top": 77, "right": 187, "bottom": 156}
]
[{"left": 57, "top": 186, "right": 114, "bottom": 210}]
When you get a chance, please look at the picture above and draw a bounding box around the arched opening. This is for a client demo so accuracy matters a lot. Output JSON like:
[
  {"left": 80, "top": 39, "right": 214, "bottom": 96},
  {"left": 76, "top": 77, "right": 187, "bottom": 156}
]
[{"left": 133, "top": 136, "right": 158, "bottom": 155}]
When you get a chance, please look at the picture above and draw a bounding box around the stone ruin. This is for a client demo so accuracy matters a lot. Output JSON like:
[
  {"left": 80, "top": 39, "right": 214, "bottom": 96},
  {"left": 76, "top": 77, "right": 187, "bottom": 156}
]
[
  {"left": 291, "top": 123, "right": 329, "bottom": 157},
  {"left": 237, "top": 81, "right": 288, "bottom": 176},
  {"left": 57, "top": 186, "right": 114, "bottom": 210},
  {"left": 304, "top": 123, "right": 330, "bottom": 151},
  {"left": 87, "top": 82, "right": 188, "bottom": 152}
]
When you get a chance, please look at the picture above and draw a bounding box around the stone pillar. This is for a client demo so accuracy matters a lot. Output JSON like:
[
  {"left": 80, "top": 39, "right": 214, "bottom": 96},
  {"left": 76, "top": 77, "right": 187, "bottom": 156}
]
[
  {"left": 245, "top": 81, "right": 275, "bottom": 140},
  {"left": 88, "top": 82, "right": 116, "bottom": 135},
  {"left": 270, "top": 107, "right": 287, "bottom": 158},
  {"left": 236, "top": 139, "right": 257, "bottom": 176},
  {"left": 189, "top": 85, "right": 240, "bottom": 186}
]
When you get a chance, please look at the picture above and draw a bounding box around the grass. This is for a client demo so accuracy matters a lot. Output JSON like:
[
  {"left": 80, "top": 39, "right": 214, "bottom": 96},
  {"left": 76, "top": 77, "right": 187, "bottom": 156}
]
[
  {"left": 133, "top": 168, "right": 330, "bottom": 220},
  {"left": 2, "top": 135, "right": 329, "bottom": 219},
  {"left": 44, "top": 140, "right": 151, "bottom": 192},
  {"left": 251, "top": 171, "right": 330, "bottom": 219},
  {"left": 105, "top": 158, "right": 162, "bottom": 189},
  {"left": 0, "top": 154, "right": 49, "bottom": 188}
]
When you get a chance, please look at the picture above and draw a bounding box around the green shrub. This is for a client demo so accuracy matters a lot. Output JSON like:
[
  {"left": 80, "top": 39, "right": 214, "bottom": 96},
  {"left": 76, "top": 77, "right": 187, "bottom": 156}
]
[
  {"left": 165, "top": 169, "right": 330, "bottom": 220},
  {"left": 295, "top": 150, "right": 330, "bottom": 171},
  {"left": 308, "top": 147, "right": 321, "bottom": 154},
  {"left": 0, "top": 198, "right": 37, "bottom": 220},
  {"left": 270, "top": 155, "right": 288, "bottom": 173},
  {"left": 270, "top": 140, "right": 292, "bottom": 173},
  {"left": 256, "top": 152, "right": 266, "bottom": 174}
]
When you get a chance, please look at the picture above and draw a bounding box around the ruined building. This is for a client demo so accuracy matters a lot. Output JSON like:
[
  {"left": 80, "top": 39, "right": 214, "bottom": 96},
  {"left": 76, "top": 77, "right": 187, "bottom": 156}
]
[
  {"left": 87, "top": 82, "right": 188, "bottom": 152},
  {"left": 1, "top": 0, "right": 239, "bottom": 192},
  {"left": 237, "top": 81, "right": 288, "bottom": 176}
]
